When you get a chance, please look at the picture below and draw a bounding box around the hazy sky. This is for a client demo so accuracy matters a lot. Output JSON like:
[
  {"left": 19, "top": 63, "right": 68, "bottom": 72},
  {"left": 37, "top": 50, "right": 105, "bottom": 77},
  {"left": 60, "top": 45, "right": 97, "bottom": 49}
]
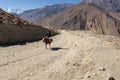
[{"left": 0, "top": 0, "right": 83, "bottom": 10}]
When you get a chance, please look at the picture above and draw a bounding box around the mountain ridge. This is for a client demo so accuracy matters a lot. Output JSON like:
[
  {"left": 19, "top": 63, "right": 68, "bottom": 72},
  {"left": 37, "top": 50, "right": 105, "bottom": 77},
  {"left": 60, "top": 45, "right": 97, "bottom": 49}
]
[
  {"left": 85, "top": 0, "right": 120, "bottom": 13},
  {"left": 19, "top": 3, "right": 73, "bottom": 22}
]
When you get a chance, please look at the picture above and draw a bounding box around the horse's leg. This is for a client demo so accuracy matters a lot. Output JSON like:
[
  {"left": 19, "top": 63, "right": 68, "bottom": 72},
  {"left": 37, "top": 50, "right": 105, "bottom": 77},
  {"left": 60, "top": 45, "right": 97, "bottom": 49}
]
[
  {"left": 45, "top": 43, "right": 47, "bottom": 49},
  {"left": 49, "top": 43, "right": 51, "bottom": 48}
]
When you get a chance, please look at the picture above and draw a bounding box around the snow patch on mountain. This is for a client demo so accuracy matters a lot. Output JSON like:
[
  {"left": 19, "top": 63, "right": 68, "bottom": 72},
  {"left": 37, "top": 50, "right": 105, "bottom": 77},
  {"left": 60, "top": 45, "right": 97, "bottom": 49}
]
[{"left": 6, "top": 8, "right": 24, "bottom": 14}]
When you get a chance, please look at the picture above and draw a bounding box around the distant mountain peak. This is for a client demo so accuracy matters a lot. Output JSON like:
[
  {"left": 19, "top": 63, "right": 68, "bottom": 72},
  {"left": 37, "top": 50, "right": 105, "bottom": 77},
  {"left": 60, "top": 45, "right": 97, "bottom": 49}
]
[{"left": 6, "top": 8, "right": 24, "bottom": 14}]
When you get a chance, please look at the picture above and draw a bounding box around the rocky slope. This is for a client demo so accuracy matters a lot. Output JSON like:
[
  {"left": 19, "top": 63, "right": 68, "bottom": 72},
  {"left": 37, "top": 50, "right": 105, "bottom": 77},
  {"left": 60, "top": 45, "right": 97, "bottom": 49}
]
[
  {"left": 0, "top": 8, "right": 57, "bottom": 46},
  {"left": 19, "top": 4, "right": 73, "bottom": 22},
  {"left": 0, "top": 8, "right": 32, "bottom": 25},
  {"left": 85, "top": 0, "right": 120, "bottom": 13},
  {"left": 38, "top": 3, "right": 120, "bottom": 36}
]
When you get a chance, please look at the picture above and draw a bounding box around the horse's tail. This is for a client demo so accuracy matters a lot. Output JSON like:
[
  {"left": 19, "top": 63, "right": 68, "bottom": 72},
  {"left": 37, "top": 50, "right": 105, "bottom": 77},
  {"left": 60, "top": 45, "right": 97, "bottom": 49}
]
[{"left": 50, "top": 39, "right": 53, "bottom": 43}]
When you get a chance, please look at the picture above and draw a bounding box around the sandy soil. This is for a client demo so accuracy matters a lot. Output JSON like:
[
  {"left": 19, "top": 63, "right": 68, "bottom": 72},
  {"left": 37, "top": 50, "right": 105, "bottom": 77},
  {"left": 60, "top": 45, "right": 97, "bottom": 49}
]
[{"left": 0, "top": 30, "right": 120, "bottom": 80}]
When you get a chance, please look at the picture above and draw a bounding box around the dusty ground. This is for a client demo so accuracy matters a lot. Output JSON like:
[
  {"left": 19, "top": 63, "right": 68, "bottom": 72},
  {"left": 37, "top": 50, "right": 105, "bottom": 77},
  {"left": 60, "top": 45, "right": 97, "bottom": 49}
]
[{"left": 0, "top": 30, "right": 120, "bottom": 80}]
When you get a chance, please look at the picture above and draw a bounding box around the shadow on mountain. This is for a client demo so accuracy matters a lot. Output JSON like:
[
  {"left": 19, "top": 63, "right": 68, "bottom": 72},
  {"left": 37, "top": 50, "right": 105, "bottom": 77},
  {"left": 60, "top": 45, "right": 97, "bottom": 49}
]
[{"left": 0, "top": 24, "right": 58, "bottom": 47}]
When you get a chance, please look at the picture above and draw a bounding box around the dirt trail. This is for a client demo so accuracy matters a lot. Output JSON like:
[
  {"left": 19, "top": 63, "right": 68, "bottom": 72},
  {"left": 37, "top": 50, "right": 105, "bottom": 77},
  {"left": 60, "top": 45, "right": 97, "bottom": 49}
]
[{"left": 0, "top": 30, "right": 120, "bottom": 80}]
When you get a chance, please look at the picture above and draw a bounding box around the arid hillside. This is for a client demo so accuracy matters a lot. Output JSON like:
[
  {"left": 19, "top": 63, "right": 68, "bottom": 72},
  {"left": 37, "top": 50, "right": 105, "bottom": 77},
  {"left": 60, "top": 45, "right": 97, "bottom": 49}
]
[
  {"left": 38, "top": 3, "right": 120, "bottom": 36},
  {"left": 0, "top": 8, "right": 58, "bottom": 46}
]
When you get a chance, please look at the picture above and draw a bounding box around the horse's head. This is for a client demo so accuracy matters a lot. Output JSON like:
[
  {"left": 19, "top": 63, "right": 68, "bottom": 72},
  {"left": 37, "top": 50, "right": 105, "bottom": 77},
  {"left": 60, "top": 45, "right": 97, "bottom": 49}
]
[{"left": 43, "top": 37, "right": 48, "bottom": 42}]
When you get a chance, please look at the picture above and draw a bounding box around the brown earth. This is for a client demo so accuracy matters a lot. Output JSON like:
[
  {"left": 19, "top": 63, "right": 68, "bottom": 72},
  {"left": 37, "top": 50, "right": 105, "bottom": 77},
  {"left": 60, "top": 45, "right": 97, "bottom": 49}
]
[{"left": 0, "top": 30, "right": 119, "bottom": 80}]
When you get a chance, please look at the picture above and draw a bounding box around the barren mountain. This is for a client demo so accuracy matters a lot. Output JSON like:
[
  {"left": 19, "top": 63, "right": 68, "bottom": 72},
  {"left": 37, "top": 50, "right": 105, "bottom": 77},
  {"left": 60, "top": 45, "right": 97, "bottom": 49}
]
[
  {"left": 19, "top": 4, "right": 73, "bottom": 22},
  {"left": 38, "top": 3, "right": 120, "bottom": 36},
  {"left": 85, "top": 0, "right": 120, "bottom": 13},
  {"left": 0, "top": 8, "right": 57, "bottom": 46}
]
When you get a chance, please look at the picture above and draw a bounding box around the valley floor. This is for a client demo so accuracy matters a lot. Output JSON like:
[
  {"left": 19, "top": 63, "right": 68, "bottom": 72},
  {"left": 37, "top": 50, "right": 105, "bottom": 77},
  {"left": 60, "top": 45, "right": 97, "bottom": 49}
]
[{"left": 0, "top": 30, "right": 120, "bottom": 80}]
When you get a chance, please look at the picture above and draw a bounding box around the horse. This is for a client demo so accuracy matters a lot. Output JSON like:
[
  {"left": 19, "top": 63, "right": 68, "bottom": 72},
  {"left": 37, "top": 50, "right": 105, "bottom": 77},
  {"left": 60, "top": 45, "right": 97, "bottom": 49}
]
[{"left": 43, "top": 37, "right": 53, "bottom": 49}]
